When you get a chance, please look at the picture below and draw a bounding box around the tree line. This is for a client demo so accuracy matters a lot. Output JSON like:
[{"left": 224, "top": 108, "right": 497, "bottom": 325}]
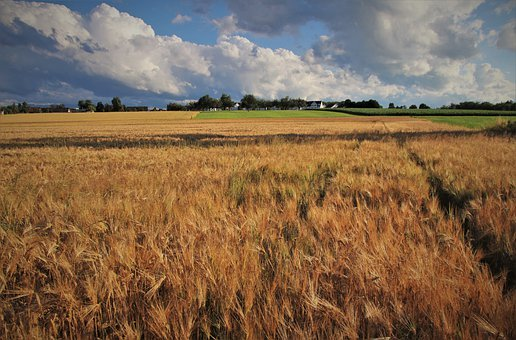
[
  {"left": 78, "top": 97, "right": 124, "bottom": 112},
  {"left": 168, "top": 95, "right": 386, "bottom": 111},
  {"left": 2, "top": 96, "right": 515, "bottom": 114},
  {"left": 441, "top": 101, "right": 515, "bottom": 111},
  {"left": 167, "top": 94, "right": 308, "bottom": 111}
]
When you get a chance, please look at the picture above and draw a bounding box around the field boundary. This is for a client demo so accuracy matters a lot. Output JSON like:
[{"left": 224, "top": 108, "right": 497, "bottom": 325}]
[
  {"left": 195, "top": 110, "right": 352, "bottom": 119},
  {"left": 321, "top": 108, "right": 516, "bottom": 116}
]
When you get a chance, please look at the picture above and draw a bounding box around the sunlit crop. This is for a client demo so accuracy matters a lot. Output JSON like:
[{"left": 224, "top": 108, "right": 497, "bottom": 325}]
[{"left": 0, "top": 112, "right": 513, "bottom": 338}]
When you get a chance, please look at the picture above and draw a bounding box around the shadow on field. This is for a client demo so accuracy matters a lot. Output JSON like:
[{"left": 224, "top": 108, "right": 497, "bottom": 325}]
[{"left": 0, "top": 130, "right": 489, "bottom": 149}]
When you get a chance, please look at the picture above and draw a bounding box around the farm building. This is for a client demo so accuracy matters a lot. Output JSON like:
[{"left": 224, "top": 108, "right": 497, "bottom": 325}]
[{"left": 306, "top": 101, "right": 325, "bottom": 109}]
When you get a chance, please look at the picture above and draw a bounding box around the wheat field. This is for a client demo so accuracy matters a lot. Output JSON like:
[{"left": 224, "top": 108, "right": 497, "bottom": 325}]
[{"left": 0, "top": 112, "right": 514, "bottom": 338}]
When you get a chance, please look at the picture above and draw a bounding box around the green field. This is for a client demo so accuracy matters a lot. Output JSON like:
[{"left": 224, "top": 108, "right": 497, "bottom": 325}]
[
  {"left": 193, "top": 108, "right": 516, "bottom": 129},
  {"left": 419, "top": 115, "right": 516, "bottom": 129},
  {"left": 195, "top": 110, "right": 352, "bottom": 119},
  {"left": 328, "top": 108, "right": 516, "bottom": 116}
]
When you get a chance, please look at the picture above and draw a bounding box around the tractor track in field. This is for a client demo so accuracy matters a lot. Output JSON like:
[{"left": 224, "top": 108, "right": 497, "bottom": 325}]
[{"left": 402, "top": 145, "right": 515, "bottom": 293}]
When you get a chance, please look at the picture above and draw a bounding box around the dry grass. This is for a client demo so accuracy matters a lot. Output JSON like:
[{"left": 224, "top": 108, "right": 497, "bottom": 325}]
[{"left": 0, "top": 113, "right": 514, "bottom": 338}]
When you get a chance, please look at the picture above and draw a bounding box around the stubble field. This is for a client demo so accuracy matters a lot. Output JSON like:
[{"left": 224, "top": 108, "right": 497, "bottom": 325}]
[{"left": 0, "top": 111, "right": 514, "bottom": 338}]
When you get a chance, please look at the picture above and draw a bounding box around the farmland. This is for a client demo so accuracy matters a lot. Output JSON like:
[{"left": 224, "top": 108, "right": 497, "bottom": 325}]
[
  {"left": 195, "top": 110, "right": 351, "bottom": 119},
  {"left": 195, "top": 110, "right": 516, "bottom": 129},
  {"left": 418, "top": 115, "right": 516, "bottom": 129},
  {"left": 0, "top": 111, "right": 514, "bottom": 338},
  {"left": 329, "top": 107, "right": 516, "bottom": 116}
]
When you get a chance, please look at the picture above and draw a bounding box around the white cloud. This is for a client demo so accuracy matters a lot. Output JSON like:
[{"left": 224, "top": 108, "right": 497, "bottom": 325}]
[
  {"left": 207, "top": 35, "right": 405, "bottom": 100},
  {"left": 497, "top": 20, "right": 516, "bottom": 51},
  {"left": 212, "top": 15, "right": 240, "bottom": 36},
  {"left": 0, "top": 0, "right": 514, "bottom": 107},
  {"left": 0, "top": 0, "right": 406, "bottom": 102},
  {"left": 222, "top": 0, "right": 514, "bottom": 102},
  {"left": 171, "top": 14, "right": 192, "bottom": 24}
]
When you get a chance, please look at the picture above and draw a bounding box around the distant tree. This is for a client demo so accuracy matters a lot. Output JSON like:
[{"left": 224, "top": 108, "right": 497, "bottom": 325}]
[
  {"left": 111, "top": 97, "right": 123, "bottom": 112},
  {"left": 197, "top": 95, "right": 218, "bottom": 111},
  {"left": 325, "top": 101, "right": 337, "bottom": 108},
  {"left": 444, "top": 100, "right": 516, "bottom": 111},
  {"left": 293, "top": 98, "right": 306, "bottom": 109},
  {"left": 104, "top": 103, "right": 113, "bottom": 112},
  {"left": 219, "top": 93, "right": 234, "bottom": 110},
  {"left": 388, "top": 102, "right": 395, "bottom": 109},
  {"left": 262, "top": 99, "right": 274, "bottom": 108},
  {"left": 49, "top": 104, "right": 67, "bottom": 112},
  {"left": 167, "top": 102, "right": 186, "bottom": 111},
  {"left": 78, "top": 99, "right": 95, "bottom": 112},
  {"left": 20, "top": 101, "right": 29, "bottom": 113},
  {"left": 96, "top": 102, "right": 105, "bottom": 112},
  {"left": 256, "top": 98, "right": 267, "bottom": 109},
  {"left": 409, "top": 104, "right": 418, "bottom": 109},
  {"left": 9, "top": 102, "right": 18, "bottom": 114},
  {"left": 279, "top": 96, "right": 291, "bottom": 110},
  {"left": 240, "top": 94, "right": 258, "bottom": 110},
  {"left": 419, "top": 103, "right": 430, "bottom": 109},
  {"left": 186, "top": 101, "right": 197, "bottom": 111}
]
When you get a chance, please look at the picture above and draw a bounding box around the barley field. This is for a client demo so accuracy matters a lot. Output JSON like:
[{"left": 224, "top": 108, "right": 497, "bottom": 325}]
[{"left": 0, "top": 112, "right": 514, "bottom": 338}]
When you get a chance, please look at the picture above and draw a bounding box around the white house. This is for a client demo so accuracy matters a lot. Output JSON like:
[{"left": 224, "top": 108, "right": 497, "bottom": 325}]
[{"left": 306, "top": 101, "right": 325, "bottom": 109}]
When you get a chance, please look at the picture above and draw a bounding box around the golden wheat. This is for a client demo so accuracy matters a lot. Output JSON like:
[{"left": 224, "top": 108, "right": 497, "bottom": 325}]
[{"left": 0, "top": 114, "right": 514, "bottom": 338}]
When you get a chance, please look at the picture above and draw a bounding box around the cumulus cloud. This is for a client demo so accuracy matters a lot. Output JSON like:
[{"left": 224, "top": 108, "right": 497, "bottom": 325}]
[
  {"left": 222, "top": 0, "right": 515, "bottom": 100},
  {"left": 226, "top": 1, "right": 485, "bottom": 70},
  {"left": 0, "top": 0, "right": 406, "bottom": 104},
  {"left": 171, "top": 14, "right": 192, "bottom": 24},
  {"left": 497, "top": 20, "right": 516, "bottom": 51},
  {"left": 0, "top": 0, "right": 514, "bottom": 107},
  {"left": 212, "top": 15, "right": 240, "bottom": 36}
]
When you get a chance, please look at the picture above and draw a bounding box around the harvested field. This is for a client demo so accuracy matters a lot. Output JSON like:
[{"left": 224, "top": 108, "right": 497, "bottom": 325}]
[{"left": 0, "top": 112, "right": 514, "bottom": 339}]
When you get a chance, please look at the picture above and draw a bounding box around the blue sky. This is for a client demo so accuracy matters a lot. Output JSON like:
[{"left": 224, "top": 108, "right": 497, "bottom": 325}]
[{"left": 0, "top": 0, "right": 515, "bottom": 108}]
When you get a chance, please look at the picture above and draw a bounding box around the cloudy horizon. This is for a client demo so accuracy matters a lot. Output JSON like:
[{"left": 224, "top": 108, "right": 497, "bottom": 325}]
[{"left": 0, "top": 0, "right": 515, "bottom": 108}]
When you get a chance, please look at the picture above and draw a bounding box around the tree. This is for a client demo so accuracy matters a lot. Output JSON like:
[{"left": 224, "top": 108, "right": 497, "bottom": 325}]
[
  {"left": 197, "top": 95, "right": 218, "bottom": 111},
  {"left": 388, "top": 102, "right": 395, "bottom": 109},
  {"left": 186, "top": 101, "right": 197, "bottom": 111},
  {"left": 20, "top": 101, "right": 29, "bottom": 113},
  {"left": 9, "top": 102, "right": 18, "bottom": 114},
  {"left": 219, "top": 94, "right": 234, "bottom": 110},
  {"left": 111, "top": 97, "right": 123, "bottom": 112},
  {"left": 419, "top": 103, "right": 430, "bottom": 109},
  {"left": 96, "top": 102, "right": 105, "bottom": 112},
  {"left": 279, "top": 96, "right": 291, "bottom": 110},
  {"left": 167, "top": 102, "right": 186, "bottom": 111},
  {"left": 78, "top": 99, "right": 95, "bottom": 112},
  {"left": 409, "top": 104, "right": 418, "bottom": 109},
  {"left": 240, "top": 94, "right": 257, "bottom": 110}
]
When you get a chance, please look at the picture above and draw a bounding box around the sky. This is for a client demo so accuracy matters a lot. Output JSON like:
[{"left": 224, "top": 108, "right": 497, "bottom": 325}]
[{"left": 0, "top": 0, "right": 515, "bottom": 108}]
